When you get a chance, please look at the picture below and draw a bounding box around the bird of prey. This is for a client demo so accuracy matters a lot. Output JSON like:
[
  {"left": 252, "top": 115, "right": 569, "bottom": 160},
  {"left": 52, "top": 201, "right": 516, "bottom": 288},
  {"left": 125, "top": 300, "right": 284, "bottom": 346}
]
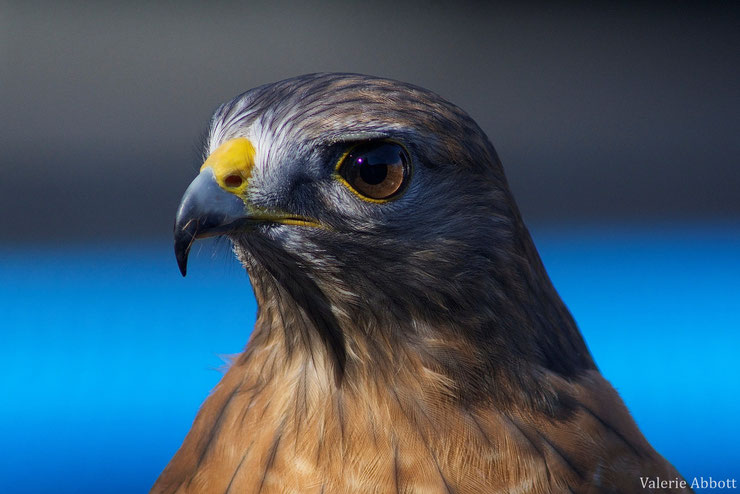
[{"left": 156, "top": 73, "right": 688, "bottom": 493}]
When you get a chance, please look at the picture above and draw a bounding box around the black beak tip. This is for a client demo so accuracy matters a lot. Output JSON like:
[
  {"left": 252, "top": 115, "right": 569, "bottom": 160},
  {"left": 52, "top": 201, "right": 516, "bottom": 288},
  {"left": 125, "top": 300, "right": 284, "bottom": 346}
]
[
  {"left": 176, "top": 249, "right": 189, "bottom": 277},
  {"left": 174, "top": 226, "right": 194, "bottom": 277}
]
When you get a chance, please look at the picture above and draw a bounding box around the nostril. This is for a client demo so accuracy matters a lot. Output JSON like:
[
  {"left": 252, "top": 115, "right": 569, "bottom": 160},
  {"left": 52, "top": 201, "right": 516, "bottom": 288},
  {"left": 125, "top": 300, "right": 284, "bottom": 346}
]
[{"left": 224, "top": 174, "right": 243, "bottom": 188}]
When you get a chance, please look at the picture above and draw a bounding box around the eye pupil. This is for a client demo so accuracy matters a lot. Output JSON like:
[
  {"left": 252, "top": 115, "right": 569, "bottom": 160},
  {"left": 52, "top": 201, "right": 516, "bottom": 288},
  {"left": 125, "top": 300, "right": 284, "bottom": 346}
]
[
  {"left": 358, "top": 161, "right": 388, "bottom": 185},
  {"left": 338, "top": 141, "right": 410, "bottom": 201}
]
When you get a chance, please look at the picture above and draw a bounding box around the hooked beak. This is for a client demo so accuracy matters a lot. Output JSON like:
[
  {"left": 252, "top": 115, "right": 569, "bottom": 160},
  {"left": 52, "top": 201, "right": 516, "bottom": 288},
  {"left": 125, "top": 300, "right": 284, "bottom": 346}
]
[
  {"left": 174, "top": 137, "right": 322, "bottom": 276},
  {"left": 174, "top": 167, "right": 251, "bottom": 277},
  {"left": 175, "top": 137, "right": 257, "bottom": 276}
]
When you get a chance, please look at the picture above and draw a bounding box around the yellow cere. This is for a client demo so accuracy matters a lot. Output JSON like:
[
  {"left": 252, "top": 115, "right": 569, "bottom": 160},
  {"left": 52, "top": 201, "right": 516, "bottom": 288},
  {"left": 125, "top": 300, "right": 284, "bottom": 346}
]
[{"left": 200, "top": 138, "right": 256, "bottom": 196}]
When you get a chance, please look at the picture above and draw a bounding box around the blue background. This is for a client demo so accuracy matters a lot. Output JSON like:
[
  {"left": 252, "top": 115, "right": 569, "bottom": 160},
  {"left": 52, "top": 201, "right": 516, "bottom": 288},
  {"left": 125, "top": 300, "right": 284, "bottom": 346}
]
[{"left": 2, "top": 224, "right": 738, "bottom": 493}]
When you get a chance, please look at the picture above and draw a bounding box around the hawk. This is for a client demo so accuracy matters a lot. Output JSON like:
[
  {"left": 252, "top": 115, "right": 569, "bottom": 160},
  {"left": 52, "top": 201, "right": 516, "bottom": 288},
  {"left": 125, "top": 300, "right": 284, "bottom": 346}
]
[{"left": 156, "top": 73, "right": 688, "bottom": 493}]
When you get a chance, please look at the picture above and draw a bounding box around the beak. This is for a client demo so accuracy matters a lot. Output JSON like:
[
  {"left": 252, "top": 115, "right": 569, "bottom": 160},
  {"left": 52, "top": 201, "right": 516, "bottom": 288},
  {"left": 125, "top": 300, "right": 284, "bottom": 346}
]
[
  {"left": 175, "top": 137, "right": 257, "bottom": 276},
  {"left": 174, "top": 167, "right": 250, "bottom": 276},
  {"left": 174, "top": 137, "right": 322, "bottom": 277}
]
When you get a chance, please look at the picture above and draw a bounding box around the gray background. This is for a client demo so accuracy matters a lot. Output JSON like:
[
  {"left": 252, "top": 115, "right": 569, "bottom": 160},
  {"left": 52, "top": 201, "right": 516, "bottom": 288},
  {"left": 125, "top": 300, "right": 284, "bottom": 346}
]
[{"left": 2, "top": 1, "right": 738, "bottom": 243}]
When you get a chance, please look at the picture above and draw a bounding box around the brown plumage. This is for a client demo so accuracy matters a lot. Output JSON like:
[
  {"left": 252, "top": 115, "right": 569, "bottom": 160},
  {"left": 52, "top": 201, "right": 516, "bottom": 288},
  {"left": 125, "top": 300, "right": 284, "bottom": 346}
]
[{"left": 156, "top": 73, "right": 689, "bottom": 493}]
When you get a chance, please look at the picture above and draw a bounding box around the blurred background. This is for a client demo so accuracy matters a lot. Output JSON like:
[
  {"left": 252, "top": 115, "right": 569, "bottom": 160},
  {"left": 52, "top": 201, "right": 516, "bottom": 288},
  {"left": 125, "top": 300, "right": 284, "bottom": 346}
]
[{"left": 1, "top": 1, "right": 738, "bottom": 492}]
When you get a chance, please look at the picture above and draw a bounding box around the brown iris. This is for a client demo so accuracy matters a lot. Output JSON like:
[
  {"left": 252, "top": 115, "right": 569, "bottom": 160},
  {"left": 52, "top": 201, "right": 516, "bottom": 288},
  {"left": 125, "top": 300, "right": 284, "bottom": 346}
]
[{"left": 337, "top": 141, "right": 410, "bottom": 201}]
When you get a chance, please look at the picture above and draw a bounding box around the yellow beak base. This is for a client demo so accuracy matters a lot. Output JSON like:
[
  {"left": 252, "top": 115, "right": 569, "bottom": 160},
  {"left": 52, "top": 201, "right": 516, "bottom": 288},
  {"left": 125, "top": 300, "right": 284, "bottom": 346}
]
[{"left": 201, "top": 138, "right": 256, "bottom": 196}]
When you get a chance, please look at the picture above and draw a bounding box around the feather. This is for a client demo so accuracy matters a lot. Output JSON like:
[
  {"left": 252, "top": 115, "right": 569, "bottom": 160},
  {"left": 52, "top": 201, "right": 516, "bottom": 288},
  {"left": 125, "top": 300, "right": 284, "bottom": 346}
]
[{"left": 156, "top": 73, "right": 690, "bottom": 493}]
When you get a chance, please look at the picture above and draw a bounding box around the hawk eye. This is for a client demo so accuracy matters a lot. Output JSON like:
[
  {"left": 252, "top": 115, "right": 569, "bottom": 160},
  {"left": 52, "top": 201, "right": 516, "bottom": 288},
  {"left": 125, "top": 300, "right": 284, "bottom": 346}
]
[{"left": 337, "top": 141, "right": 410, "bottom": 201}]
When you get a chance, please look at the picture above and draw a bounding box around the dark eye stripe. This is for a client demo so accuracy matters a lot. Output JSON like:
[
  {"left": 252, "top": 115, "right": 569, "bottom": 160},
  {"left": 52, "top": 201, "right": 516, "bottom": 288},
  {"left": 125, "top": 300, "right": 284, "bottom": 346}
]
[{"left": 337, "top": 141, "right": 411, "bottom": 202}]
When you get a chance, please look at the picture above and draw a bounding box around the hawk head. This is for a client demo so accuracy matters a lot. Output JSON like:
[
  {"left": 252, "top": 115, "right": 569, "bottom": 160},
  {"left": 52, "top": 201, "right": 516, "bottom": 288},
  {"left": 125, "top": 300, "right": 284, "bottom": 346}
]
[{"left": 174, "top": 73, "right": 593, "bottom": 406}]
